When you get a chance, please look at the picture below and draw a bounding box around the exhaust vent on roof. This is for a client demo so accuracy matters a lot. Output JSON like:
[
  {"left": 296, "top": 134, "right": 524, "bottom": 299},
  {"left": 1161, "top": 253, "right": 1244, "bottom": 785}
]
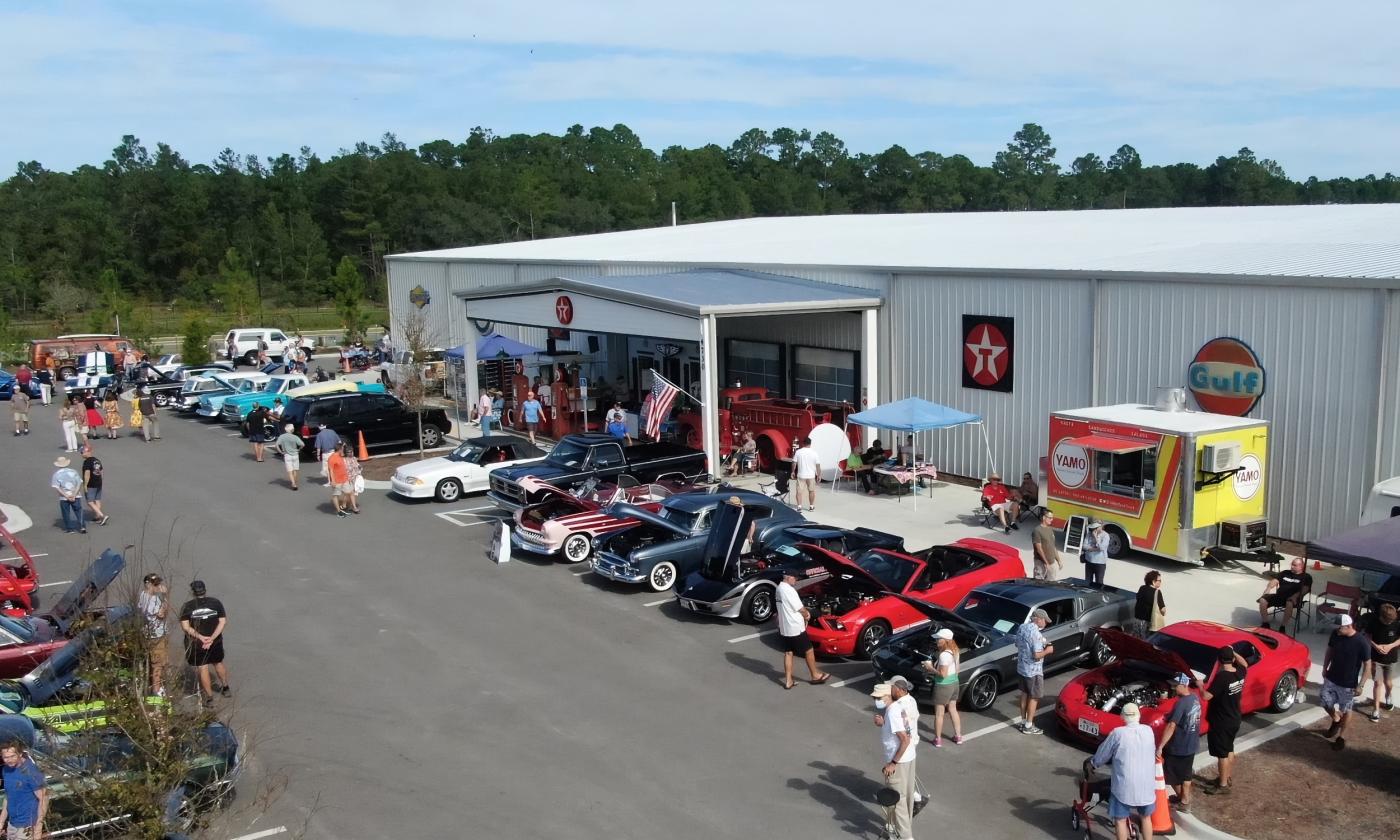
[{"left": 1153, "top": 387, "right": 1187, "bottom": 412}]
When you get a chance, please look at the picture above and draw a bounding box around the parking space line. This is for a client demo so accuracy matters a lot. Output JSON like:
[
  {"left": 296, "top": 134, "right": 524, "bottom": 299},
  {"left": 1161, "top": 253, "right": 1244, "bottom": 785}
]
[
  {"left": 228, "top": 828, "right": 287, "bottom": 840},
  {"left": 38, "top": 580, "right": 73, "bottom": 588},
  {"left": 829, "top": 671, "right": 875, "bottom": 689},
  {"left": 727, "top": 629, "right": 779, "bottom": 644},
  {"left": 643, "top": 597, "right": 671, "bottom": 607},
  {"left": 0, "top": 553, "right": 48, "bottom": 562},
  {"left": 960, "top": 707, "right": 1055, "bottom": 742},
  {"left": 226, "top": 432, "right": 242, "bottom": 437}
]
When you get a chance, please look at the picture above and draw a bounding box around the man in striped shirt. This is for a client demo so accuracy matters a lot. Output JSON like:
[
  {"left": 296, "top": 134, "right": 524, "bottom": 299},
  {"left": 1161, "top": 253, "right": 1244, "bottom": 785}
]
[{"left": 1089, "top": 701, "right": 1158, "bottom": 840}]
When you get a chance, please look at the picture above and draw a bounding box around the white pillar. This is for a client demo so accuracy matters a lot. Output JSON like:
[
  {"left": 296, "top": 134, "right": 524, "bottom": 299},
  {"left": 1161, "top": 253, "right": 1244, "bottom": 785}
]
[
  {"left": 700, "top": 314, "right": 721, "bottom": 475},
  {"left": 862, "top": 308, "right": 879, "bottom": 447},
  {"left": 461, "top": 299, "right": 479, "bottom": 435}
]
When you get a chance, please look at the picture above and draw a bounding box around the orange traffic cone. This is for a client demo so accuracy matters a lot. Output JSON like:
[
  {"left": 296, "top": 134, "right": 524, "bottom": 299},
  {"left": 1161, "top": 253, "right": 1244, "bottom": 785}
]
[
  {"left": 1151, "top": 757, "right": 1175, "bottom": 835},
  {"left": 357, "top": 430, "right": 369, "bottom": 461}
]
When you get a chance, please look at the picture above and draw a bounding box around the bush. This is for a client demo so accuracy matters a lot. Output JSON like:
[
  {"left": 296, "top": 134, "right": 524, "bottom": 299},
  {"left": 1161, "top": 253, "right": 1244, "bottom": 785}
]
[{"left": 182, "top": 315, "right": 212, "bottom": 366}]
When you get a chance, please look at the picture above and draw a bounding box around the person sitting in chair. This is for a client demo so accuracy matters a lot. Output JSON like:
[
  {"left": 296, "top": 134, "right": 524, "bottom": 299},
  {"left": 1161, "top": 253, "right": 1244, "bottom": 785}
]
[
  {"left": 982, "top": 473, "right": 1021, "bottom": 535},
  {"left": 1256, "top": 557, "right": 1312, "bottom": 632},
  {"left": 853, "top": 439, "right": 886, "bottom": 495},
  {"left": 724, "top": 431, "right": 756, "bottom": 475},
  {"left": 1019, "top": 472, "right": 1040, "bottom": 510}
]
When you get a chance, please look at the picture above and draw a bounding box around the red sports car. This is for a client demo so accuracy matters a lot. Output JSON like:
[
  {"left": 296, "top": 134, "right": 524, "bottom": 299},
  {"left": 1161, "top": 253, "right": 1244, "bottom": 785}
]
[
  {"left": 0, "top": 546, "right": 125, "bottom": 679},
  {"left": 1055, "top": 621, "right": 1311, "bottom": 745},
  {"left": 0, "top": 524, "right": 40, "bottom": 616},
  {"left": 801, "top": 538, "right": 1025, "bottom": 657}
]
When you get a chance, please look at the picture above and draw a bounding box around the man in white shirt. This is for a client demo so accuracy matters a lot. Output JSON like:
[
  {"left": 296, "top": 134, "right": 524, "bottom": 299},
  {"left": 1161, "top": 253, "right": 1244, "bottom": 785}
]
[
  {"left": 775, "top": 569, "right": 830, "bottom": 689},
  {"left": 792, "top": 436, "right": 821, "bottom": 513},
  {"left": 874, "top": 675, "right": 920, "bottom": 840}
]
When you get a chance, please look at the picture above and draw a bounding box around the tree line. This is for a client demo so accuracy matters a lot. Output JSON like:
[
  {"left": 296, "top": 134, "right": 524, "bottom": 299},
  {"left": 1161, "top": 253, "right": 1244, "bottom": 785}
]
[{"left": 2, "top": 122, "right": 1396, "bottom": 325}]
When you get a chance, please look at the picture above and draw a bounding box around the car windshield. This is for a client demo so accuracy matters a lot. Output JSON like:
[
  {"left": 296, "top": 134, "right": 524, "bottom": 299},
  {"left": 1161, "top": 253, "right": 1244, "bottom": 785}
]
[
  {"left": 0, "top": 616, "right": 35, "bottom": 643},
  {"left": 852, "top": 551, "right": 919, "bottom": 591},
  {"left": 157, "top": 355, "right": 176, "bottom": 365},
  {"left": 447, "top": 442, "right": 485, "bottom": 463},
  {"left": 546, "top": 441, "right": 588, "bottom": 469},
  {"left": 658, "top": 507, "right": 697, "bottom": 531},
  {"left": 210, "top": 376, "right": 238, "bottom": 390},
  {"left": 1145, "top": 631, "right": 1217, "bottom": 676},
  {"left": 954, "top": 592, "right": 1029, "bottom": 634}
]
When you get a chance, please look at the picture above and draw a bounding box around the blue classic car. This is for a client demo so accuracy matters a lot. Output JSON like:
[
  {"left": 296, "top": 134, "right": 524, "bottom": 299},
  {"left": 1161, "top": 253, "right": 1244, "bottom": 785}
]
[
  {"left": 590, "top": 489, "right": 805, "bottom": 592},
  {"left": 195, "top": 376, "right": 270, "bottom": 418},
  {"left": 0, "top": 369, "right": 43, "bottom": 401}
]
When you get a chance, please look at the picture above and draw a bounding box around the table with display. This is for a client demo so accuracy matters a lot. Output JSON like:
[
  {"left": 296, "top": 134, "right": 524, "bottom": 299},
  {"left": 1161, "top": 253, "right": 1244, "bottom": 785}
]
[{"left": 872, "top": 462, "right": 939, "bottom": 507}]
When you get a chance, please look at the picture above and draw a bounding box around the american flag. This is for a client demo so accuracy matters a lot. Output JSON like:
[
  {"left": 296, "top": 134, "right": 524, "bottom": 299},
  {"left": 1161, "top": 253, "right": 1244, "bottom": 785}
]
[{"left": 641, "top": 374, "right": 681, "bottom": 440}]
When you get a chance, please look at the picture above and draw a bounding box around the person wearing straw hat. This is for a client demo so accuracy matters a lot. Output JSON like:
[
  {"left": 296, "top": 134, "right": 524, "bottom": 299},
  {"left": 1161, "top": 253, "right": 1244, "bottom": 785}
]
[
  {"left": 50, "top": 456, "right": 86, "bottom": 534},
  {"left": 872, "top": 675, "right": 920, "bottom": 840},
  {"left": 1089, "top": 701, "right": 1157, "bottom": 840}
]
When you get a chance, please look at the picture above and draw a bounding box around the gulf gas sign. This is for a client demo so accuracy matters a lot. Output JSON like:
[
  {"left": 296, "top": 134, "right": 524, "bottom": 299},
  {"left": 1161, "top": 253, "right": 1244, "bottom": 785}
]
[{"left": 1187, "top": 338, "right": 1265, "bottom": 416}]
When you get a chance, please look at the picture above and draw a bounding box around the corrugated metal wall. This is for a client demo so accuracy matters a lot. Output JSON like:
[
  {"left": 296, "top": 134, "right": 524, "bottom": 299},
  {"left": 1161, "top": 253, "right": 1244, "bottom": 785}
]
[
  {"left": 885, "top": 274, "right": 1095, "bottom": 483},
  {"left": 1096, "top": 280, "right": 1383, "bottom": 540}
]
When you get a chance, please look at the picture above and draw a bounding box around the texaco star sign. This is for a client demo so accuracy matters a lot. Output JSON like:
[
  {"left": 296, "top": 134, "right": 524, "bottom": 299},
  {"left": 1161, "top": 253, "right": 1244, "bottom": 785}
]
[
  {"left": 961, "top": 315, "right": 1014, "bottom": 392},
  {"left": 554, "top": 295, "right": 574, "bottom": 325}
]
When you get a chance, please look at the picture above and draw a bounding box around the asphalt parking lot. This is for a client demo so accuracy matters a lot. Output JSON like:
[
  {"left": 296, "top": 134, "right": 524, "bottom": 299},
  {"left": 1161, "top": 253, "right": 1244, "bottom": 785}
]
[{"left": 0, "top": 397, "right": 1305, "bottom": 839}]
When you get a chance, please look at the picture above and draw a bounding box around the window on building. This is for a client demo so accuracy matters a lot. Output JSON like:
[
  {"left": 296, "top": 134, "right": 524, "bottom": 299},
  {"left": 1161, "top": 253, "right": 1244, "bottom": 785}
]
[
  {"left": 726, "top": 340, "right": 782, "bottom": 396},
  {"left": 792, "top": 346, "right": 857, "bottom": 404},
  {"left": 1092, "top": 448, "right": 1159, "bottom": 500}
]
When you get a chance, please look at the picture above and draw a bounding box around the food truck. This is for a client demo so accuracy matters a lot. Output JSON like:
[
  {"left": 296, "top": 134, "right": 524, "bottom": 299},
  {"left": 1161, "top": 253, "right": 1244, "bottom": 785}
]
[{"left": 1046, "top": 398, "right": 1269, "bottom": 564}]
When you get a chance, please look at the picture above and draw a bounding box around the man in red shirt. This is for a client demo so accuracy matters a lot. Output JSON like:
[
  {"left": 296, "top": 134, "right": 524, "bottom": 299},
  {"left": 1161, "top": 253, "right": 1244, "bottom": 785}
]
[{"left": 982, "top": 473, "right": 1021, "bottom": 534}]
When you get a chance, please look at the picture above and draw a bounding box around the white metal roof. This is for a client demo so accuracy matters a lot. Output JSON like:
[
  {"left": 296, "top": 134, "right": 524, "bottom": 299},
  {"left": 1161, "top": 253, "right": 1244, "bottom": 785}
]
[
  {"left": 391, "top": 205, "right": 1400, "bottom": 282},
  {"left": 1055, "top": 404, "right": 1267, "bottom": 434}
]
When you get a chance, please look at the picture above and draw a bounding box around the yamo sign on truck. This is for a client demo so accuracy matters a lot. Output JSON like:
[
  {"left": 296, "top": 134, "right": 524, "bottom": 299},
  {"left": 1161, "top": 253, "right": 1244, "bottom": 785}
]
[{"left": 1047, "top": 403, "right": 1269, "bottom": 563}]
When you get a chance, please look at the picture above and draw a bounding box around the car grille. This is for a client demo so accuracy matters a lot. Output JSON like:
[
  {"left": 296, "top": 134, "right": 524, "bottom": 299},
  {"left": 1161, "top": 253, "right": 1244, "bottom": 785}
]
[
  {"left": 514, "top": 528, "right": 549, "bottom": 545},
  {"left": 490, "top": 476, "right": 524, "bottom": 503},
  {"left": 222, "top": 403, "right": 241, "bottom": 419}
]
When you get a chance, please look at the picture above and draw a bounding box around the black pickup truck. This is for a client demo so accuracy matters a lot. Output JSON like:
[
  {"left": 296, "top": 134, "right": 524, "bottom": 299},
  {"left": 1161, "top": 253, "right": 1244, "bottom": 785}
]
[{"left": 487, "top": 434, "right": 706, "bottom": 511}]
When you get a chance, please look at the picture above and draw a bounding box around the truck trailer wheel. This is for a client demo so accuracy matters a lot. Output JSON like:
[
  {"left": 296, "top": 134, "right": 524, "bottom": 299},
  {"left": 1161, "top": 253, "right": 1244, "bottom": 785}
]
[{"left": 1104, "top": 526, "right": 1130, "bottom": 559}]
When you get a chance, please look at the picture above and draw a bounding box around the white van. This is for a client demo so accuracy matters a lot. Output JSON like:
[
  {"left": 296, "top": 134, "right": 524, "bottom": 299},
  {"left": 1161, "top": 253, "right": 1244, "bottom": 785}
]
[
  {"left": 223, "top": 329, "right": 314, "bottom": 367},
  {"left": 1362, "top": 477, "right": 1400, "bottom": 526}
]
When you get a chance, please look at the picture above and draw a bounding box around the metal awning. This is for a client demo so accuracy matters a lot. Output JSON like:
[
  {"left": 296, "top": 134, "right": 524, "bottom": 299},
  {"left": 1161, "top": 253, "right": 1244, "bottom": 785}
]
[{"left": 1066, "top": 434, "right": 1154, "bottom": 454}]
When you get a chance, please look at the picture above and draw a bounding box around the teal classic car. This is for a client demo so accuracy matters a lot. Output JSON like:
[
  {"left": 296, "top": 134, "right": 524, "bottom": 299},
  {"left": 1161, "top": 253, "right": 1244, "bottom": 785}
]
[
  {"left": 195, "top": 375, "right": 272, "bottom": 418},
  {"left": 223, "top": 379, "right": 387, "bottom": 433},
  {"left": 218, "top": 372, "right": 310, "bottom": 423}
]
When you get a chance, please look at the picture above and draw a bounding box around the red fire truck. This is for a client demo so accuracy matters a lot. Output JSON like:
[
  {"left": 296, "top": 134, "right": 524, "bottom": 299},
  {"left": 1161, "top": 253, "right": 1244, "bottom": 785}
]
[{"left": 674, "top": 387, "right": 862, "bottom": 471}]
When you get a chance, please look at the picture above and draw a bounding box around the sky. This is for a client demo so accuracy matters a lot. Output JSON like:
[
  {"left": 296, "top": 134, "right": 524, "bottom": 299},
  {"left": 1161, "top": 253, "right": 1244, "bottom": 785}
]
[{"left": 2, "top": 1, "right": 1398, "bottom": 179}]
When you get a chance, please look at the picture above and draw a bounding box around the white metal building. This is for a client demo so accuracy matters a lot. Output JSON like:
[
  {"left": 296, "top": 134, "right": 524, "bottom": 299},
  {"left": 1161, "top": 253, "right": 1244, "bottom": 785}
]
[{"left": 387, "top": 204, "right": 1400, "bottom": 543}]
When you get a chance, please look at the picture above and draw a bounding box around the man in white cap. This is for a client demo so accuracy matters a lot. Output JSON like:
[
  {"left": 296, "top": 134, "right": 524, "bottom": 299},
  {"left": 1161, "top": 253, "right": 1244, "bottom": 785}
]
[
  {"left": 1320, "top": 613, "right": 1372, "bottom": 751},
  {"left": 1089, "top": 701, "right": 1157, "bottom": 840},
  {"left": 872, "top": 676, "right": 919, "bottom": 839},
  {"left": 1082, "top": 519, "right": 1111, "bottom": 588},
  {"left": 50, "top": 456, "right": 86, "bottom": 534}
]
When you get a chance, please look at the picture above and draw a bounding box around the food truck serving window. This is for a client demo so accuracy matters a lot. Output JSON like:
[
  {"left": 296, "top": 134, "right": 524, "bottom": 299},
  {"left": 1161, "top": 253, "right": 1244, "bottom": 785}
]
[{"left": 1093, "top": 447, "right": 1158, "bottom": 500}]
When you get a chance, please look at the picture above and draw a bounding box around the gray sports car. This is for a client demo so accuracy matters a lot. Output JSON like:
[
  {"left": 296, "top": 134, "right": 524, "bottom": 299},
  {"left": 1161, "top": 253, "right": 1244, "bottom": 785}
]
[{"left": 870, "top": 578, "right": 1136, "bottom": 711}]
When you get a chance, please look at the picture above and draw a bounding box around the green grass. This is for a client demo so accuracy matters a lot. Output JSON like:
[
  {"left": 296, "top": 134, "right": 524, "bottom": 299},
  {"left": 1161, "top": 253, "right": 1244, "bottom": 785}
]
[{"left": 8, "top": 304, "right": 390, "bottom": 338}]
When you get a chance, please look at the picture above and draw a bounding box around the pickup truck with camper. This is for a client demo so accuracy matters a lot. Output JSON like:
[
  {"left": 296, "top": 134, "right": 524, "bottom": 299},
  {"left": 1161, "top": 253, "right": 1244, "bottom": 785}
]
[{"left": 487, "top": 433, "right": 707, "bottom": 512}]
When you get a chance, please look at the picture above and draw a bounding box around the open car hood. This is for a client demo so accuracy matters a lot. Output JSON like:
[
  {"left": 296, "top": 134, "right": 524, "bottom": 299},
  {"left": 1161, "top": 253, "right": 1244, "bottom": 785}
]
[
  {"left": 887, "top": 593, "right": 987, "bottom": 640},
  {"left": 1095, "top": 627, "right": 1194, "bottom": 675},
  {"left": 20, "top": 606, "right": 135, "bottom": 706},
  {"left": 606, "top": 503, "right": 690, "bottom": 537},
  {"left": 793, "top": 544, "right": 890, "bottom": 593},
  {"left": 698, "top": 500, "right": 754, "bottom": 578},
  {"left": 48, "top": 549, "right": 125, "bottom": 633}
]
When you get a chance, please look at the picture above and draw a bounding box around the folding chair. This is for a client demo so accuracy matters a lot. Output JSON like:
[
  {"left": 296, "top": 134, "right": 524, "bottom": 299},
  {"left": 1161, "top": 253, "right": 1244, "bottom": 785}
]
[{"left": 1313, "top": 582, "right": 1362, "bottom": 630}]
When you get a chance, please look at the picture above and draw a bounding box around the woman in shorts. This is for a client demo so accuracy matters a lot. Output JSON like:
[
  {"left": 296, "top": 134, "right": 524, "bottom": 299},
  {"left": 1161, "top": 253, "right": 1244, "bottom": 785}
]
[
  {"left": 247, "top": 405, "right": 269, "bottom": 462},
  {"left": 923, "top": 628, "right": 963, "bottom": 746}
]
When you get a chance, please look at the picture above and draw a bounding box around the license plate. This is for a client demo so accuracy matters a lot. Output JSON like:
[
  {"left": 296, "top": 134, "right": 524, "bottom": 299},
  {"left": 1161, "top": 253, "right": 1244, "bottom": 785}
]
[{"left": 1078, "top": 718, "right": 1100, "bottom": 737}]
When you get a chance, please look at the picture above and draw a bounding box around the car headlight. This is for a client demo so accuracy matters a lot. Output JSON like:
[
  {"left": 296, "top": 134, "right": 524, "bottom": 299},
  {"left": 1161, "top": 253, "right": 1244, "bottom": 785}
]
[
  {"left": 403, "top": 476, "right": 423, "bottom": 485},
  {"left": 830, "top": 620, "right": 846, "bottom": 631}
]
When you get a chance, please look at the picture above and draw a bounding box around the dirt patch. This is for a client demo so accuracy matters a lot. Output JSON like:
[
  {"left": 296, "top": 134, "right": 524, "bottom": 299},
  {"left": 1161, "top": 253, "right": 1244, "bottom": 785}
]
[
  {"left": 360, "top": 453, "right": 432, "bottom": 481},
  {"left": 1191, "top": 706, "right": 1400, "bottom": 838}
]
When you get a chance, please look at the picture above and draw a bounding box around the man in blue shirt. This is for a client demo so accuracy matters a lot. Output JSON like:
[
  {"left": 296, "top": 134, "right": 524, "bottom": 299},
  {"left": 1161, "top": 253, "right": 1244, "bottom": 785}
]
[
  {"left": 1082, "top": 519, "right": 1110, "bottom": 588},
  {"left": 1014, "top": 608, "right": 1054, "bottom": 734},
  {"left": 521, "top": 391, "right": 543, "bottom": 446},
  {"left": 1156, "top": 673, "right": 1201, "bottom": 812},
  {"left": 0, "top": 740, "right": 48, "bottom": 839},
  {"left": 1090, "top": 702, "right": 1157, "bottom": 840},
  {"left": 314, "top": 423, "right": 341, "bottom": 484}
]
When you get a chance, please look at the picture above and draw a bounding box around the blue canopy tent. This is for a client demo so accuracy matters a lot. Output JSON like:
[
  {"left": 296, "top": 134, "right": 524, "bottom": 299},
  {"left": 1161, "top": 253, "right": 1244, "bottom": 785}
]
[
  {"left": 445, "top": 332, "right": 543, "bottom": 360},
  {"left": 845, "top": 398, "right": 998, "bottom": 498}
]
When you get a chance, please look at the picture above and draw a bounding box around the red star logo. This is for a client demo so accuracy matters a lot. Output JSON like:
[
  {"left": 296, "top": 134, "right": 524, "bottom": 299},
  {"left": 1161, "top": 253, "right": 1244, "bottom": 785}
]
[
  {"left": 555, "top": 295, "right": 573, "bottom": 325},
  {"left": 963, "top": 323, "right": 1009, "bottom": 386}
]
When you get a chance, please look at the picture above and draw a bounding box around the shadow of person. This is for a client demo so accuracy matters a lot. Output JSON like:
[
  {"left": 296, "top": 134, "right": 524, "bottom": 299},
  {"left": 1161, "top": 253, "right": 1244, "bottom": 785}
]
[
  {"left": 788, "top": 760, "right": 885, "bottom": 838},
  {"left": 725, "top": 650, "right": 782, "bottom": 684},
  {"left": 1005, "top": 793, "right": 1077, "bottom": 836}
]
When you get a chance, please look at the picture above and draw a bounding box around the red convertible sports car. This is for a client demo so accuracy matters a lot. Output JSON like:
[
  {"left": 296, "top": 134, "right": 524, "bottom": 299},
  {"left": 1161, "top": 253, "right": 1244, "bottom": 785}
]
[
  {"left": 801, "top": 538, "right": 1025, "bottom": 657},
  {"left": 1055, "top": 621, "right": 1311, "bottom": 745},
  {"left": 0, "top": 547, "right": 124, "bottom": 679},
  {"left": 0, "top": 524, "right": 40, "bottom": 616}
]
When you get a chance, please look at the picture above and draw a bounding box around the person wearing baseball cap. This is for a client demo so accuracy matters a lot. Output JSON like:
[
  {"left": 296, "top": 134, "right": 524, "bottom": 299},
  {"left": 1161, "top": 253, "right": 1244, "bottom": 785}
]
[
  {"left": 179, "top": 580, "right": 230, "bottom": 706},
  {"left": 1013, "top": 609, "right": 1054, "bottom": 734},
  {"left": 1082, "top": 519, "right": 1110, "bottom": 588},
  {"left": 1089, "top": 701, "right": 1157, "bottom": 838},
  {"left": 920, "top": 627, "right": 963, "bottom": 746},
  {"left": 1320, "top": 612, "right": 1372, "bottom": 751},
  {"left": 774, "top": 569, "right": 829, "bottom": 690},
  {"left": 1157, "top": 672, "right": 1201, "bottom": 812},
  {"left": 873, "top": 675, "right": 919, "bottom": 839}
]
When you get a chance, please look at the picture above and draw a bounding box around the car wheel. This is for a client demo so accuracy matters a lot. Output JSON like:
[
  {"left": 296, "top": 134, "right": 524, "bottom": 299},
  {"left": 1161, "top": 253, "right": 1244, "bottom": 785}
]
[
  {"left": 647, "top": 561, "right": 678, "bottom": 592},
  {"left": 152, "top": 391, "right": 170, "bottom": 407},
  {"left": 1270, "top": 670, "right": 1299, "bottom": 712},
  {"left": 1104, "top": 527, "right": 1129, "bottom": 559},
  {"left": 964, "top": 671, "right": 1000, "bottom": 711},
  {"left": 562, "top": 533, "right": 592, "bottom": 564},
  {"left": 59, "top": 366, "right": 76, "bottom": 379},
  {"left": 420, "top": 424, "right": 443, "bottom": 448},
  {"left": 1091, "top": 631, "right": 1116, "bottom": 667},
  {"left": 857, "top": 620, "right": 891, "bottom": 657},
  {"left": 243, "top": 351, "right": 258, "bottom": 367},
  {"left": 742, "top": 586, "right": 776, "bottom": 623},
  {"left": 435, "top": 478, "right": 463, "bottom": 503}
]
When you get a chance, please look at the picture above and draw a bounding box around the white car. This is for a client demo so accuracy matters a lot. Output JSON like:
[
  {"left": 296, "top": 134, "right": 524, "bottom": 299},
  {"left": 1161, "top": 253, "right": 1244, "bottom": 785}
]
[
  {"left": 390, "top": 436, "right": 548, "bottom": 502},
  {"left": 151, "top": 354, "right": 183, "bottom": 375},
  {"left": 223, "top": 328, "right": 315, "bottom": 367}
]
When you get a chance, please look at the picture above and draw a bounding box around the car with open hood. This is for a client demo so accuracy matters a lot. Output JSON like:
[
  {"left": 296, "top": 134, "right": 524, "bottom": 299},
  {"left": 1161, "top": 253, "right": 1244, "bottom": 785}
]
[
  {"left": 1055, "top": 621, "right": 1311, "bottom": 744},
  {"left": 590, "top": 490, "right": 804, "bottom": 592},
  {"left": 195, "top": 375, "right": 273, "bottom": 417},
  {"left": 175, "top": 369, "right": 274, "bottom": 411},
  {"left": 800, "top": 539, "right": 1026, "bottom": 658},
  {"left": 391, "top": 436, "right": 549, "bottom": 502},
  {"left": 871, "top": 578, "right": 1137, "bottom": 710},
  {"left": 0, "top": 524, "right": 41, "bottom": 616},
  {"left": 0, "top": 547, "right": 125, "bottom": 679},
  {"left": 676, "top": 513, "right": 905, "bottom": 624}
]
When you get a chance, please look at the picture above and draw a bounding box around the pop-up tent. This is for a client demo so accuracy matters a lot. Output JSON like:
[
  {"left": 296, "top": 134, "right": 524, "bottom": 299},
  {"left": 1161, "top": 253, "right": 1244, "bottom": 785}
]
[
  {"left": 1307, "top": 516, "right": 1400, "bottom": 576},
  {"left": 445, "top": 332, "right": 543, "bottom": 360},
  {"left": 846, "top": 396, "right": 998, "bottom": 477}
]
